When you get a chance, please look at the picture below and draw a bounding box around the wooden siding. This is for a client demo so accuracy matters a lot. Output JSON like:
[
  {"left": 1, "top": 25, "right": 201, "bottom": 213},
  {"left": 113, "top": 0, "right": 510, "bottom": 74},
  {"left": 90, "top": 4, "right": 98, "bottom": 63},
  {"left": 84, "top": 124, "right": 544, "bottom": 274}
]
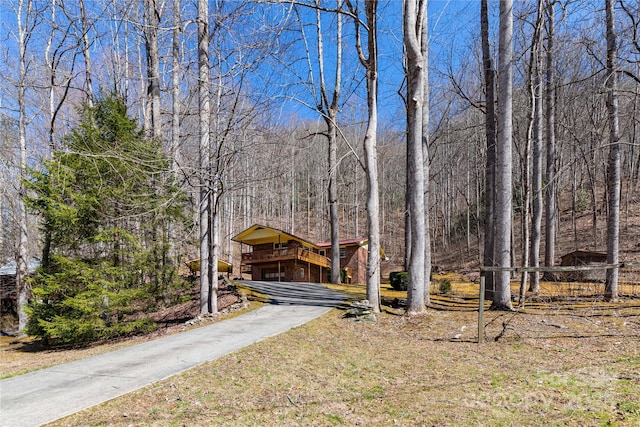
[
  {"left": 251, "top": 261, "right": 326, "bottom": 283},
  {"left": 340, "top": 245, "right": 368, "bottom": 284},
  {"left": 560, "top": 250, "right": 608, "bottom": 282},
  {"left": 241, "top": 247, "right": 330, "bottom": 269}
]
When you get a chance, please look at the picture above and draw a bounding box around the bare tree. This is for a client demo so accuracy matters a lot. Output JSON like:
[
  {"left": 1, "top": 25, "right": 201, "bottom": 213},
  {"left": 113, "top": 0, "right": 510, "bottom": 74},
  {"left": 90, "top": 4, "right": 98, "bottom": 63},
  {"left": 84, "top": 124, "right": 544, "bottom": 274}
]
[
  {"left": 421, "top": 0, "right": 431, "bottom": 307},
  {"left": 604, "top": 0, "right": 621, "bottom": 301},
  {"left": 319, "top": 0, "right": 343, "bottom": 285},
  {"left": 167, "top": 0, "right": 181, "bottom": 267},
  {"left": 543, "top": 0, "right": 557, "bottom": 278},
  {"left": 403, "top": 0, "right": 427, "bottom": 314},
  {"left": 197, "top": 0, "right": 212, "bottom": 314},
  {"left": 510, "top": 1, "right": 545, "bottom": 298},
  {"left": 493, "top": 0, "right": 514, "bottom": 311},
  {"left": 45, "top": 0, "right": 80, "bottom": 151},
  {"left": 481, "top": 0, "right": 496, "bottom": 299},
  {"left": 292, "top": 0, "right": 345, "bottom": 284},
  {"left": 171, "top": 0, "right": 181, "bottom": 181},
  {"left": 16, "top": 0, "right": 34, "bottom": 332},
  {"left": 39, "top": 0, "right": 80, "bottom": 271},
  {"left": 529, "top": 0, "right": 544, "bottom": 294},
  {"left": 78, "top": 0, "right": 94, "bottom": 105},
  {"left": 347, "top": 0, "right": 381, "bottom": 311},
  {"left": 143, "top": 0, "right": 161, "bottom": 138}
]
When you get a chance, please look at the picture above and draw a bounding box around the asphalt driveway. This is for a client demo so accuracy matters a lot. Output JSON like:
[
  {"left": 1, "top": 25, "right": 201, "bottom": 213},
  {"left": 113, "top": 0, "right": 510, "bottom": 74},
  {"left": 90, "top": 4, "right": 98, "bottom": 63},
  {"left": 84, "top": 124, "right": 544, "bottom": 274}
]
[{"left": 0, "top": 281, "right": 346, "bottom": 427}]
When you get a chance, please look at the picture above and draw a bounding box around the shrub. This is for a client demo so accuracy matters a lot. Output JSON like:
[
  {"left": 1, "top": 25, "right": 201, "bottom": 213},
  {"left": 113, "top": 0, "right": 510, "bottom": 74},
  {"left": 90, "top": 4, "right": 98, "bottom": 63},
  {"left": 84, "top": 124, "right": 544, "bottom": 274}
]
[
  {"left": 26, "top": 255, "right": 157, "bottom": 346},
  {"left": 439, "top": 278, "right": 452, "bottom": 294},
  {"left": 389, "top": 271, "right": 408, "bottom": 291}
]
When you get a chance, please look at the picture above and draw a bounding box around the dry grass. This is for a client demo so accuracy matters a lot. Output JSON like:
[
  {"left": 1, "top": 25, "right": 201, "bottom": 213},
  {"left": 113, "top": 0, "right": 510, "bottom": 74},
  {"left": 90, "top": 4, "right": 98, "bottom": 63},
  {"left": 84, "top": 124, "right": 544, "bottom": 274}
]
[
  {"left": 50, "top": 308, "right": 640, "bottom": 427},
  {"left": 48, "top": 277, "right": 640, "bottom": 427}
]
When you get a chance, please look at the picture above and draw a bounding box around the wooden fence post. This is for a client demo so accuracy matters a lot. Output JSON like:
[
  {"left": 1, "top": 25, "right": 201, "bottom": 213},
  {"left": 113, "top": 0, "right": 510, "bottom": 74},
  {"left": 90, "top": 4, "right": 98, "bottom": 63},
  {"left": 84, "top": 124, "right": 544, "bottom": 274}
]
[{"left": 478, "top": 272, "right": 485, "bottom": 344}]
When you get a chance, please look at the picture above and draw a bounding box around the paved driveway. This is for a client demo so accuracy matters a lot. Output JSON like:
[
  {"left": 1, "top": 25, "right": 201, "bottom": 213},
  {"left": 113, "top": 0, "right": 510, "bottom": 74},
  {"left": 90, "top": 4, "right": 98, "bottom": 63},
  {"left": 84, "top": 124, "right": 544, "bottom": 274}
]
[
  {"left": 0, "top": 281, "right": 345, "bottom": 427},
  {"left": 237, "top": 280, "right": 347, "bottom": 306}
]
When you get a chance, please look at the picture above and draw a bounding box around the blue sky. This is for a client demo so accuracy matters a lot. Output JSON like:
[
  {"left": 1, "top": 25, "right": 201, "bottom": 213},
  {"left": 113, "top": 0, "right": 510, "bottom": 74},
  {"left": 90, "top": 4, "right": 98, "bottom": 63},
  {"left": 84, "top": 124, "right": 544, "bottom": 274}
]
[
  {"left": 270, "top": 0, "right": 482, "bottom": 127},
  {"left": 0, "top": 0, "right": 484, "bottom": 137}
]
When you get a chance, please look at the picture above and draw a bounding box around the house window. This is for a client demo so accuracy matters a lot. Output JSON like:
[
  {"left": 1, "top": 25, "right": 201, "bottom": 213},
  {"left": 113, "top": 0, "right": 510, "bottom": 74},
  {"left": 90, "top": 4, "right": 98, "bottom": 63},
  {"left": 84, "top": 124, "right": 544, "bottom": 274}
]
[
  {"left": 264, "top": 266, "right": 285, "bottom": 280},
  {"left": 299, "top": 268, "right": 305, "bottom": 279},
  {"left": 340, "top": 247, "right": 346, "bottom": 258},
  {"left": 319, "top": 249, "right": 326, "bottom": 257},
  {"left": 273, "top": 242, "right": 286, "bottom": 250}
]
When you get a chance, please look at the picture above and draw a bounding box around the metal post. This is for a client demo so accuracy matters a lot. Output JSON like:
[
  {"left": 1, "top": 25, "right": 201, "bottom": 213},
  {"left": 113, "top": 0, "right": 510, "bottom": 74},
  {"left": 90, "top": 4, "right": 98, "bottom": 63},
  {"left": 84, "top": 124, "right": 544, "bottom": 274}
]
[{"left": 478, "top": 272, "right": 485, "bottom": 344}]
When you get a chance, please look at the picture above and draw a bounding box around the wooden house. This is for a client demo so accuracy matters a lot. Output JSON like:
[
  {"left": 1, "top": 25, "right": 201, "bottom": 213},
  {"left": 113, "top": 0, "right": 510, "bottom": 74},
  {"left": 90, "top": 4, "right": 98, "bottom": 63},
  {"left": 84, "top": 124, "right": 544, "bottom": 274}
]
[
  {"left": 0, "top": 258, "right": 40, "bottom": 324},
  {"left": 560, "top": 250, "right": 608, "bottom": 282},
  {"left": 232, "top": 225, "right": 331, "bottom": 283},
  {"left": 316, "top": 238, "right": 371, "bottom": 284},
  {"left": 560, "top": 250, "right": 608, "bottom": 266}
]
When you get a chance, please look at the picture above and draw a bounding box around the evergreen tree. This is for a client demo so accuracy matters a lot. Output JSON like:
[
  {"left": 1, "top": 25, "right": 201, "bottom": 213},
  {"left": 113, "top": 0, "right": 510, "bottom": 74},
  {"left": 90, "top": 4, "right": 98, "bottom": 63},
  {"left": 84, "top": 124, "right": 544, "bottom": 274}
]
[{"left": 25, "top": 94, "right": 188, "bottom": 345}]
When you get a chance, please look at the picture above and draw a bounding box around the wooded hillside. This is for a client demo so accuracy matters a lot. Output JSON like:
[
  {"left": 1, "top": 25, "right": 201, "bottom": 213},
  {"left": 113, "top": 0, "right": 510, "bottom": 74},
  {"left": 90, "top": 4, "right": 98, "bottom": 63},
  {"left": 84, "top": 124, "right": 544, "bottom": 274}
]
[{"left": 1, "top": 1, "right": 638, "bottom": 327}]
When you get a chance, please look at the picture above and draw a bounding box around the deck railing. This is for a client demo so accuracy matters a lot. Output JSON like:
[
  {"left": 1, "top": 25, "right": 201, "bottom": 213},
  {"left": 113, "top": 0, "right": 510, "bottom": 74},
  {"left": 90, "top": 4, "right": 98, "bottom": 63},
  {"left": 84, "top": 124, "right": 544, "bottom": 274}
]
[{"left": 241, "top": 247, "right": 330, "bottom": 268}]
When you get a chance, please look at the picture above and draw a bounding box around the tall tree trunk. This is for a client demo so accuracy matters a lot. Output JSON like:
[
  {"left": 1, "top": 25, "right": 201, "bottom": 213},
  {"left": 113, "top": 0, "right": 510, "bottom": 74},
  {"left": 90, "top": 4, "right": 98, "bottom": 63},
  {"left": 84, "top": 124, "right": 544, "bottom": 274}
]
[
  {"left": 45, "top": 0, "right": 55, "bottom": 151},
  {"left": 169, "top": 0, "right": 181, "bottom": 266},
  {"left": 327, "top": 113, "right": 341, "bottom": 284},
  {"left": 145, "top": 0, "right": 162, "bottom": 294},
  {"left": 171, "top": 5, "right": 182, "bottom": 163},
  {"left": 481, "top": 0, "right": 496, "bottom": 299},
  {"left": 519, "top": 108, "right": 531, "bottom": 303},
  {"left": 529, "top": 21, "right": 543, "bottom": 293},
  {"left": 351, "top": 0, "right": 381, "bottom": 312},
  {"left": 493, "top": 0, "right": 514, "bottom": 311},
  {"left": 604, "top": 0, "right": 620, "bottom": 302},
  {"left": 404, "top": 154, "right": 411, "bottom": 272},
  {"left": 17, "top": 0, "right": 31, "bottom": 332},
  {"left": 404, "top": 0, "right": 427, "bottom": 314},
  {"left": 210, "top": 188, "right": 220, "bottom": 313},
  {"left": 529, "top": 0, "right": 545, "bottom": 294},
  {"left": 519, "top": 4, "right": 543, "bottom": 298},
  {"left": 421, "top": 5, "right": 431, "bottom": 306},
  {"left": 543, "top": 0, "right": 557, "bottom": 279},
  {"left": 79, "top": 0, "right": 93, "bottom": 106},
  {"left": 144, "top": 0, "right": 161, "bottom": 139},
  {"left": 197, "top": 0, "right": 211, "bottom": 315},
  {"left": 311, "top": 0, "right": 343, "bottom": 284}
]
